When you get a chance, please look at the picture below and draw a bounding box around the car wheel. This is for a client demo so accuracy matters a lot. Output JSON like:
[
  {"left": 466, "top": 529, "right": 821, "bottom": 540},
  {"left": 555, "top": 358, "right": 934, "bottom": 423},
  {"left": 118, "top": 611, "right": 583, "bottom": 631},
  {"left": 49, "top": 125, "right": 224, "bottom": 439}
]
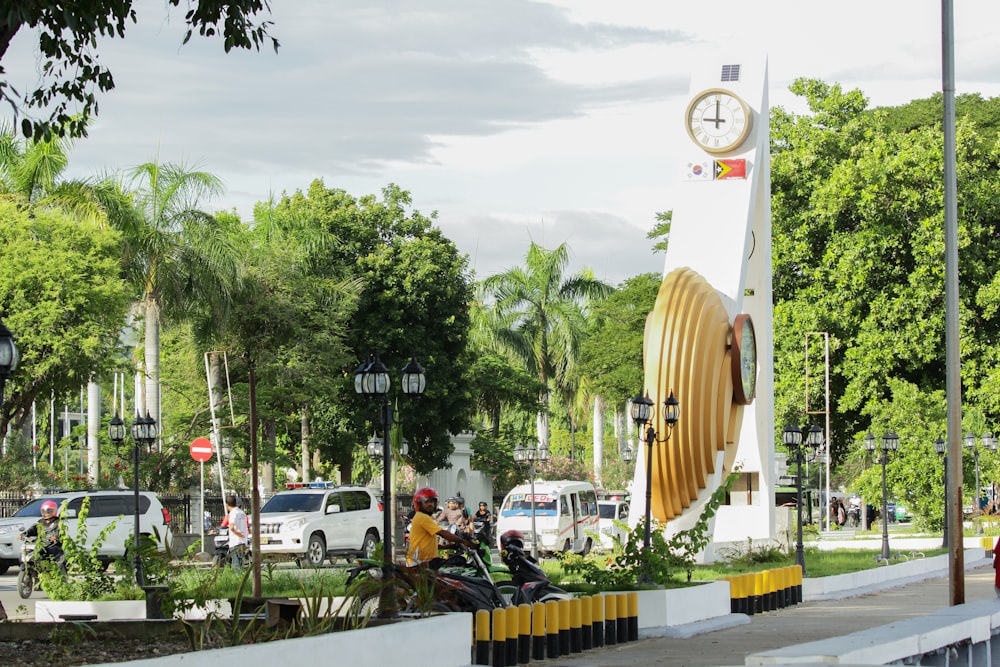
[
  {"left": 0, "top": 564, "right": 8, "bottom": 576},
  {"left": 361, "top": 531, "right": 378, "bottom": 560},
  {"left": 305, "top": 534, "right": 326, "bottom": 568},
  {"left": 562, "top": 539, "right": 572, "bottom": 553},
  {"left": 578, "top": 538, "right": 592, "bottom": 556}
]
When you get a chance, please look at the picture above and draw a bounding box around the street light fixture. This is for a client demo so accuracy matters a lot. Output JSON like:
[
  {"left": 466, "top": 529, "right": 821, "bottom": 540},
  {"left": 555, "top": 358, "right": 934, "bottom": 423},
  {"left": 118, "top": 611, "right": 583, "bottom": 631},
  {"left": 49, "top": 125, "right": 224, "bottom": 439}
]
[
  {"left": 354, "top": 352, "right": 425, "bottom": 616},
  {"left": 964, "top": 431, "right": 996, "bottom": 534},
  {"left": 0, "top": 317, "right": 20, "bottom": 408},
  {"left": 630, "top": 390, "right": 680, "bottom": 585},
  {"left": 513, "top": 442, "right": 551, "bottom": 560},
  {"left": 107, "top": 411, "right": 158, "bottom": 586},
  {"left": 783, "top": 424, "right": 823, "bottom": 575},
  {"left": 864, "top": 431, "right": 898, "bottom": 561},
  {"left": 934, "top": 437, "right": 948, "bottom": 549}
]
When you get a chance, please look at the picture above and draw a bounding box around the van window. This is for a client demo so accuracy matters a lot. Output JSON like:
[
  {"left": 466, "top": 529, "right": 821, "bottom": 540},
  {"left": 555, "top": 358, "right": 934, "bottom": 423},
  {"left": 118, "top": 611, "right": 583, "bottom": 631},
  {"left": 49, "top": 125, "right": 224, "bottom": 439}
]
[
  {"left": 89, "top": 496, "right": 129, "bottom": 518},
  {"left": 582, "top": 490, "right": 598, "bottom": 516},
  {"left": 500, "top": 494, "right": 557, "bottom": 516},
  {"left": 560, "top": 497, "right": 570, "bottom": 516}
]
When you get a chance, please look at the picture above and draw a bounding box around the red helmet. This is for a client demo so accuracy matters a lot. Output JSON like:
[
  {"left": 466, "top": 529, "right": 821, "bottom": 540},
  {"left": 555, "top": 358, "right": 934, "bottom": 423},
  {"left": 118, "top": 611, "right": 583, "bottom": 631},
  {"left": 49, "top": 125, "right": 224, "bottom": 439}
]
[
  {"left": 500, "top": 529, "right": 524, "bottom": 552},
  {"left": 413, "top": 487, "right": 439, "bottom": 512},
  {"left": 40, "top": 500, "right": 58, "bottom": 515}
]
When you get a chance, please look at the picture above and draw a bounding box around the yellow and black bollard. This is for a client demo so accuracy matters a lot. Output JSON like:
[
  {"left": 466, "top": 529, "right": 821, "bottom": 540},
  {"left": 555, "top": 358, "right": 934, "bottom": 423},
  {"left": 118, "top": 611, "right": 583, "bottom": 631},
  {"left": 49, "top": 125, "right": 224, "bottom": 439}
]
[
  {"left": 474, "top": 609, "right": 491, "bottom": 665},
  {"left": 616, "top": 593, "right": 628, "bottom": 642},
  {"left": 569, "top": 597, "right": 583, "bottom": 653},
  {"left": 761, "top": 569, "right": 772, "bottom": 612},
  {"left": 627, "top": 591, "right": 639, "bottom": 641},
  {"left": 750, "top": 571, "right": 763, "bottom": 615},
  {"left": 558, "top": 598, "right": 571, "bottom": 656},
  {"left": 506, "top": 605, "right": 519, "bottom": 661},
  {"left": 545, "top": 599, "right": 560, "bottom": 658},
  {"left": 604, "top": 594, "right": 618, "bottom": 645},
  {"left": 591, "top": 594, "right": 605, "bottom": 648},
  {"left": 531, "top": 602, "right": 546, "bottom": 661},
  {"left": 518, "top": 604, "right": 532, "bottom": 665},
  {"left": 581, "top": 594, "right": 593, "bottom": 650},
  {"left": 792, "top": 564, "right": 803, "bottom": 604},
  {"left": 492, "top": 606, "right": 507, "bottom": 667}
]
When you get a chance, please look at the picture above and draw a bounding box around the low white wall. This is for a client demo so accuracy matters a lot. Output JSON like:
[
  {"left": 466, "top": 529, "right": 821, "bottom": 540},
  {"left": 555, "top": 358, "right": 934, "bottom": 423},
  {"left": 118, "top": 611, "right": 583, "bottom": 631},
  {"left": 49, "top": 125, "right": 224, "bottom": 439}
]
[
  {"left": 91, "top": 613, "right": 471, "bottom": 667},
  {"left": 747, "top": 597, "right": 1000, "bottom": 665},
  {"left": 36, "top": 600, "right": 147, "bottom": 622},
  {"left": 632, "top": 581, "right": 731, "bottom": 630},
  {"left": 804, "top": 550, "right": 991, "bottom": 600}
]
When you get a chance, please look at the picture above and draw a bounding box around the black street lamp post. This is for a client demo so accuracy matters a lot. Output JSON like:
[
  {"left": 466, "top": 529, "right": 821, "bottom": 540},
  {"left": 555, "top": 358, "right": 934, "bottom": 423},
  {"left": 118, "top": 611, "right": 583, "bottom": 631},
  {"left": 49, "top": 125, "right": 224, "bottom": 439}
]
[
  {"left": 107, "top": 412, "right": 158, "bottom": 586},
  {"left": 964, "top": 432, "right": 996, "bottom": 534},
  {"left": 354, "top": 353, "right": 425, "bottom": 617},
  {"left": 934, "top": 438, "right": 948, "bottom": 549},
  {"left": 864, "top": 432, "right": 898, "bottom": 561},
  {"left": 0, "top": 317, "right": 20, "bottom": 409},
  {"left": 629, "top": 390, "right": 679, "bottom": 585},
  {"left": 783, "top": 424, "right": 823, "bottom": 575},
  {"left": 513, "top": 442, "right": 550, "bottom": 560}
]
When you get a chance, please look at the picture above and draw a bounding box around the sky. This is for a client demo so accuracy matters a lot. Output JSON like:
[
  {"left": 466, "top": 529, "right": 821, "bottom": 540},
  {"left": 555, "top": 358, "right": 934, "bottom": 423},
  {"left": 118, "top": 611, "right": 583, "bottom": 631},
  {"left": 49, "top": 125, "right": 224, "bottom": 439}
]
[{"left": 4, "top": 0, "right": 1000, "bottom": 287}]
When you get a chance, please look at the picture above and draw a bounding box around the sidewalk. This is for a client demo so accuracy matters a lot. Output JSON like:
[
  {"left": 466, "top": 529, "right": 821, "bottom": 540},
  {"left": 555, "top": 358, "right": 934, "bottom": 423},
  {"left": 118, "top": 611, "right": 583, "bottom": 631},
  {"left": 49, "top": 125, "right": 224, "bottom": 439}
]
[{"left": 536, "top": 563, "right": 999, "bottom": 666}]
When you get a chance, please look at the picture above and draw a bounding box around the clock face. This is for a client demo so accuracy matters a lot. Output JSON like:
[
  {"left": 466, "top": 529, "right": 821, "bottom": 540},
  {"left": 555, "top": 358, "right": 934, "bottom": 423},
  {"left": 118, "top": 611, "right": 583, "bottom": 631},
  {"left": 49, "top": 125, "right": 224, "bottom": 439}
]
[
  {"left": 731, "top": 314, "right": 757, "bottom": 405},
  {"left": 685, "top": 89, "right": 753, "bottom": 154}
]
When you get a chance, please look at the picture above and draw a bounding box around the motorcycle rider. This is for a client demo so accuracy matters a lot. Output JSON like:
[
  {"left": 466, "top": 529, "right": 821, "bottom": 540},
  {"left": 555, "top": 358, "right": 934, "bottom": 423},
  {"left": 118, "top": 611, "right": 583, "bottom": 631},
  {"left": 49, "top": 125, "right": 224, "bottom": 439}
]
[
  {"left": 20, "top": 500, "right": 63, "bottom": 562},
  {"left": 407, "top": 487, "right": 472, "bottom": 565},
  {"left": 437, "top": 496, "right": 467, "bottom": 534},
  {"left": 473, "top": 501, "right": 493, "bottom": 542}
]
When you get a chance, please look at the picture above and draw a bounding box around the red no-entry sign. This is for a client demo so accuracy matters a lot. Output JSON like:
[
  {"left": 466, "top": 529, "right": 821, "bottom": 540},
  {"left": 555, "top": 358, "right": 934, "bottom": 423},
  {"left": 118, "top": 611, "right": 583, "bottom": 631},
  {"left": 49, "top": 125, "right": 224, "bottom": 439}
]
[{"left": 190, "top": 437, "right": 213, "bottom": 463}]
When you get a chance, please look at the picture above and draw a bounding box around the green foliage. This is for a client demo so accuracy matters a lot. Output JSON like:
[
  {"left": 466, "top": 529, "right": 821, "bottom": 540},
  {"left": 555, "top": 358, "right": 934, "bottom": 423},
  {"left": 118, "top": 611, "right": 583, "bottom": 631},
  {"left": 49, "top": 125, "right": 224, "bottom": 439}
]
[
  {"left": 2, "top": 1, "right": 278, "bottom": 140},
  {"left": 562, "top": 471, "right": 740, "bottom": 587},
  {"left": 0, "top": 198, "right": 130, "bottom": 435},
  {"left": 717, "top": 538, "right": 787, "bottom": 567}
]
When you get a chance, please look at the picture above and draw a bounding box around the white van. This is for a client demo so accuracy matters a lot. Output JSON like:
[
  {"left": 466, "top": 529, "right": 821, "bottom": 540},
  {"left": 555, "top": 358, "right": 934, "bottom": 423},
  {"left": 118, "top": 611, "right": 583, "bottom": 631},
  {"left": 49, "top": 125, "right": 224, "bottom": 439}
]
[{"left": 496, "top": 480, "right": 599, "bottom": 557}]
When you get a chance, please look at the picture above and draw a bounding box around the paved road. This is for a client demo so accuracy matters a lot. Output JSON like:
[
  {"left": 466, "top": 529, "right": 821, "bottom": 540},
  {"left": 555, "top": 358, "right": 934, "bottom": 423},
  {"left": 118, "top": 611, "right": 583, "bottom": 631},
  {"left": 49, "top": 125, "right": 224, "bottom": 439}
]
[{"left": 536, "top": 566, "right": 999, "bottom": 667}]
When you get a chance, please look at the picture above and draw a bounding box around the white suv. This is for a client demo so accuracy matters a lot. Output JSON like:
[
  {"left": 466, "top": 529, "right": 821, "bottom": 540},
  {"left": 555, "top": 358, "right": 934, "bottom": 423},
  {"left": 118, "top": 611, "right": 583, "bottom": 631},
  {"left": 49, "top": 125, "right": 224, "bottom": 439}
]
[
  {"left": 0, "top": 489, "right": 174, "bottom": 573},
  {"left": 257, "top": 483, "right": 382, "bottom": 567}
]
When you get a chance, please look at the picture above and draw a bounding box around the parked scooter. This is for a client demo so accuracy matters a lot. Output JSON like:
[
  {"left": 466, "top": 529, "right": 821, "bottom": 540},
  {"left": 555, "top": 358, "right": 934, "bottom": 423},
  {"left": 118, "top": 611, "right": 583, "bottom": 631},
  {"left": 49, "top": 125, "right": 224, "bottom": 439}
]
[
  {"left": 495, "top": 529, "right": 572, "bottom": 606},
  {"left": 208, "top": 515, "right": 230, "bottom": 568}
]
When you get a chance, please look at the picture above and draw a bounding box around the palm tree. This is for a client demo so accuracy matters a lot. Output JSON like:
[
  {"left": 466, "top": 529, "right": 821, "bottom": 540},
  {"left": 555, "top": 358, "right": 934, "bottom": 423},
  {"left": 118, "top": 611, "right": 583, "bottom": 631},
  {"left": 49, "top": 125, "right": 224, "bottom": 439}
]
[
  {"left": 481, "top": 241, "right": 612, "bottom": 449},
  {"left": 111, "top": 160, "right": 237, "bottom": 428}
]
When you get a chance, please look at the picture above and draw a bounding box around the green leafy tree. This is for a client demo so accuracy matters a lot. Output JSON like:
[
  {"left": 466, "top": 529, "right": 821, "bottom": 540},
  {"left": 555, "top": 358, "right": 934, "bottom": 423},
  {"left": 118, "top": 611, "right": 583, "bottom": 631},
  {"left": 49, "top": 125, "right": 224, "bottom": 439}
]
[
  {"left": 0, "top": 1, "right": 278, "bottom": 139},
  {"left": 0, "top": 199, "right": 130, "bottom": 435},
  {"left": 481, "top": 241, "right": 612, "bottom": 451}
]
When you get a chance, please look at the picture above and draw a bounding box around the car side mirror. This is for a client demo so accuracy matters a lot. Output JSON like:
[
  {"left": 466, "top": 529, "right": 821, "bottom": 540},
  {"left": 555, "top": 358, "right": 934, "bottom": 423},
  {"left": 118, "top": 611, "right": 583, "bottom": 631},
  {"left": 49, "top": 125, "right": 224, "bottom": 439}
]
[
  {"left": 327, "top": 505, "right": 341, "bottom": 514},
  {"left": 64, "top": 509, "right": 77, "bottom": 518}
]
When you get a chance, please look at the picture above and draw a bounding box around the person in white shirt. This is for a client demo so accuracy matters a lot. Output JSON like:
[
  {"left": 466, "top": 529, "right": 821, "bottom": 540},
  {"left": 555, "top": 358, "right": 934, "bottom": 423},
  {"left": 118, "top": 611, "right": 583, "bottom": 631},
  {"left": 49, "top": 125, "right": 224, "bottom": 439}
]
[{"left": 225, "top": 494, "right": 250, "bottom": 571}]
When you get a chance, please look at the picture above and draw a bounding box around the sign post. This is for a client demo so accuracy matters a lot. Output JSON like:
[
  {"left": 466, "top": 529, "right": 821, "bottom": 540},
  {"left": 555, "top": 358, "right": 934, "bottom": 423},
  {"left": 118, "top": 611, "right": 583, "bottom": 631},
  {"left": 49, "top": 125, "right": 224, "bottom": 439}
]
[{"left": 190, "top": 438, "right": 213, "bottom": 553}]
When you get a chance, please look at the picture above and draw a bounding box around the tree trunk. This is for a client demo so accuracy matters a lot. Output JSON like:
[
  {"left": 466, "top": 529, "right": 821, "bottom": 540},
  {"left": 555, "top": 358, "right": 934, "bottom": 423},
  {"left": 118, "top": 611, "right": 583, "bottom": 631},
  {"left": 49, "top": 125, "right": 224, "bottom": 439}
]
[
  {"left": 262, "top": 418, "right": 276, "bottom": 492},
  {"left": 300, "top": 406, "right": 311, "bottom": 483},
  {"left": 87, "top": 381, "right": 100, "bottom": 484},
  {"left": 143, "top": 297, "right": 161, "bottom": 432},
  {"left": 537, "top": 389, "right": 550, "bottom": 449},
  {"left": 593, "top": 395, "right": 604, "bottom": 485}
]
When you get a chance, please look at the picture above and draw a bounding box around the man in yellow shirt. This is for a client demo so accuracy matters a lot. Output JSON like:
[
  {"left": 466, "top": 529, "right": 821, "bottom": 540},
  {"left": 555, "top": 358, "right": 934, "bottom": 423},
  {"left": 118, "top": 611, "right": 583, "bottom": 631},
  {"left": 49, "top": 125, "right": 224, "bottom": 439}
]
[{"left": 407, "top": 487, "right": 471, "bottom": 564}]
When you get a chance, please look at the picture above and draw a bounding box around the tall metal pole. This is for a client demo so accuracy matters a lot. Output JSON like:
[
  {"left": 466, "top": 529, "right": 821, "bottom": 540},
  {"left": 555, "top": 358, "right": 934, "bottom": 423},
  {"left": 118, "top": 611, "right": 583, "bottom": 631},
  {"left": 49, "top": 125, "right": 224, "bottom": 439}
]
[
  {"left": 794, "top": 445, "right": 806, "bottom": 574},
  {"left": 943, "top": 454, "right": 949, "bottom": 549},
  {"left": 974, "top": 447, "right": 982, "bottom": 535},
  {"left": 879, "top": 449, "right": 891, "bottom": 561},
  {"left": 380, "top": 402, "right": 393, "bottom": 565},
  {"left": 941, "top": 0, "right": 965, "bottom": 606},
  {"left": 529, "top": 460, "right": 538, "bottom": 560}
]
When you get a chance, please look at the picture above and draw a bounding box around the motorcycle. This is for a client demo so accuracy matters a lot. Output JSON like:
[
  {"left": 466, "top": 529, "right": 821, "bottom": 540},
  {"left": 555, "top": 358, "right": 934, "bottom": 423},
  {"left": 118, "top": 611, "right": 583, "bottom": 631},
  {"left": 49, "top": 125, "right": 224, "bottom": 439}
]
[
  {"left": 495, "top": 540, "right": 572, "bottom": 606},
  {"left": 346, "top": 537, "right": 507, "bottom": 616},
  {"left": 17, "top": 533, "right": 66, "bottom": 599}
]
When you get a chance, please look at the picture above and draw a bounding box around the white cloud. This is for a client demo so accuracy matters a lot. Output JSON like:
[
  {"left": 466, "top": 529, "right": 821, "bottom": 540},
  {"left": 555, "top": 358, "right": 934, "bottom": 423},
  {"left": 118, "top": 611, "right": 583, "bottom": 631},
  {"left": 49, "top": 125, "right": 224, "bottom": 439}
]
[{"left": 2, "top": 0, "right": 998, "bottom": 286}]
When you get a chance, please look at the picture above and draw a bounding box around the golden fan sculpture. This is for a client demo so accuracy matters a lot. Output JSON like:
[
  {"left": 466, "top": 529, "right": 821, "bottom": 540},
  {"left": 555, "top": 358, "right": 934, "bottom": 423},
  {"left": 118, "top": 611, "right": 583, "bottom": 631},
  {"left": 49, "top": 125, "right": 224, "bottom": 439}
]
[{"left": 642, "top": 267, "right": 747, "bottom": 522}]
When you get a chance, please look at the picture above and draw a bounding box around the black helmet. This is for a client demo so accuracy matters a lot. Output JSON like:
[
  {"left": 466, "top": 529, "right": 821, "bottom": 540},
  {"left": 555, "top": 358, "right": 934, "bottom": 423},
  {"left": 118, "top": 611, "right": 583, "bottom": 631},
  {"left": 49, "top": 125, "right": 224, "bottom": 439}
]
[
  {"left": 500, "top": 529, "right": 524, "bottom": 552},
  {"left": 455, "top": 496, "right": 465, "bottom": 506}
]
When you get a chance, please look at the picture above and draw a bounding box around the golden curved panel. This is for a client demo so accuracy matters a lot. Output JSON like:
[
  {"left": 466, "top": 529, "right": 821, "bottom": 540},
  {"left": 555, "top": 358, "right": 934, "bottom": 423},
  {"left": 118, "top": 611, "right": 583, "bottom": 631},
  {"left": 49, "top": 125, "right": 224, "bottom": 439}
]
[{"left": 643, "top": 267, "right": 741, "bottom": 522}]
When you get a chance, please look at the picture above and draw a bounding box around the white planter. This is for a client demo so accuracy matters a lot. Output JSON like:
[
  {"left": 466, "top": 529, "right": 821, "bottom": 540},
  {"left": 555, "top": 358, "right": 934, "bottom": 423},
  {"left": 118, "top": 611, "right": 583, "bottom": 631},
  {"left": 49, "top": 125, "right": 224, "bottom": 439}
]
[
  {"left": 35, "top": 600, "right": 147, "bottom": 622},
  {"left": 630, "top": 581, "right": 731, "bottom": 630}
]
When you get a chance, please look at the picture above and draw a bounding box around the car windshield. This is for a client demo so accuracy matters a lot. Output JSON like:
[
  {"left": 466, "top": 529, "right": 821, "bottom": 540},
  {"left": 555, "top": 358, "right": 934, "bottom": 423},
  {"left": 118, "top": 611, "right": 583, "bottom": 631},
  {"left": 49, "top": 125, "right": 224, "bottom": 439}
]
[
  {"left": 599, "top": 504, "right": 617, "bottom": 519},
  {"left": 500, "top": 494, "right": 557, "bottom": 516},
  {"left": 13, "top": 497, "right": 65, "bottom": 517},
  {"left": 261, "top": 493, "right": 324, "bottom": 513}
]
